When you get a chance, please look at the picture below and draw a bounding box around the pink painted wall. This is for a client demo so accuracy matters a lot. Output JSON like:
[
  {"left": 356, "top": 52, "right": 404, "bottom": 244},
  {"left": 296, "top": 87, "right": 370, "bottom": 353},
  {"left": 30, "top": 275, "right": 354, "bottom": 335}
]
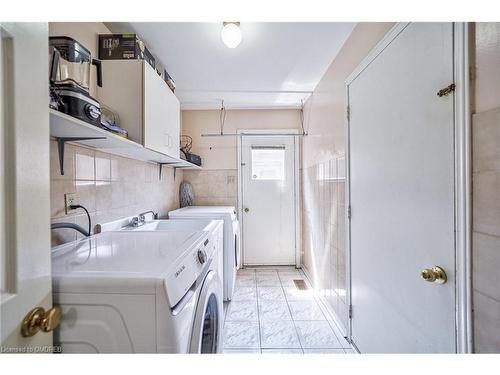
[{"left": 300, "top": 22, "right": 395, "bottom": 331}]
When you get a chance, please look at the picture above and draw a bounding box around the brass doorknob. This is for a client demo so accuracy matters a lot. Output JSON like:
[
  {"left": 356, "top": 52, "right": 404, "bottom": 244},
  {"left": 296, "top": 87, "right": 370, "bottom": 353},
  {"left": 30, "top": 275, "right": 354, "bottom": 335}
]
[
  {"left": 421, "top": 266, "right": 447, "bottom": 284},
  {"left": 244, "top": 208, "right": 250, "bottom": 213},
  {"left": 21, "top": 306, "right": 62, "bottom": 337}
]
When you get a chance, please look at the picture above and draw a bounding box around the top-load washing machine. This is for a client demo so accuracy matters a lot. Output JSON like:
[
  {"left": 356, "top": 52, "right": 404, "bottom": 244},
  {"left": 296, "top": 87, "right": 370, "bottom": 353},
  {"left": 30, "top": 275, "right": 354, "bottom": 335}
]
[
  {"left": 168, "top": 206, "right": 241, "bottom": 301},
  {"left": 51, "top": 230, "right": 223, "bottom": 353}
]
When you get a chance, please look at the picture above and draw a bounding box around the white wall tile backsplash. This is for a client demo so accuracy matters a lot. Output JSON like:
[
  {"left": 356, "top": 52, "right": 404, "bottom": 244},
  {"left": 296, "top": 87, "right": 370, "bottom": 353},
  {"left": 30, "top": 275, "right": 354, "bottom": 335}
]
[
  {"left": 301, "top": 155, "right": 348, "bottom": 330},
  {"left": 50, "top": 140, "right": 182, "bottom": 246},
  {"left": 473, "top": 22, "right": 500, "bottom": 353},
  {"left": 472, "top": 106, "right": 500, "bottom": 353},
  {"left": 182, "top": 169, "right": 237, "bottom": 208}
]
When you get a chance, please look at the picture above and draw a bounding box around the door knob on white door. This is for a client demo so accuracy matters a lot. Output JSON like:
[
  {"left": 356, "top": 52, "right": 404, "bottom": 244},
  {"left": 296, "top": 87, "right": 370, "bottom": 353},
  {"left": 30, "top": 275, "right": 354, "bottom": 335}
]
[
  {"left": 421, "top": 266, "right": 447, "bottom": 284},
  {"left": 21, "top": 306, "right": 62, "bottom": 337},
  {"left": 244, "top": 207, "right": 250, "bottom": 213}
]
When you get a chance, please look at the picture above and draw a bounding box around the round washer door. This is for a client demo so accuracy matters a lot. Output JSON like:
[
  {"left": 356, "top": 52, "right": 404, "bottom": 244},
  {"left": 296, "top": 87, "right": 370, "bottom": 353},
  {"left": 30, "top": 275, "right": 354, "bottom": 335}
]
[{"left": 190, "top": 270, "right": 223, "bottom": 353}]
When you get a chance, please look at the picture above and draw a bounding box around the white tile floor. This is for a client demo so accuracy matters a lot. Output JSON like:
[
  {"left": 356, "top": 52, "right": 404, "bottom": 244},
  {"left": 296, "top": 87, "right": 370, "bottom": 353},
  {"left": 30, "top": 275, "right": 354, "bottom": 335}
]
[{"left": 223, "top": 267, "right": 354, "bottom": 354}]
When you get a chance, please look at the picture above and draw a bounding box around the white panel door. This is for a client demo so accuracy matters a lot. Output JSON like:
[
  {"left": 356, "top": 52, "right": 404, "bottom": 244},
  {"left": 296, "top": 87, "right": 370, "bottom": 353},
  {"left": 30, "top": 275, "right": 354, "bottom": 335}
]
[
  {"left": 1, "top": 23, "right": 53, "bottom": 350},
  {"left": 348, "top": 23, "right": 456, "bottom": 352},
  {"left": 240, "top": 135, "right": 296, "bottom": 265}
]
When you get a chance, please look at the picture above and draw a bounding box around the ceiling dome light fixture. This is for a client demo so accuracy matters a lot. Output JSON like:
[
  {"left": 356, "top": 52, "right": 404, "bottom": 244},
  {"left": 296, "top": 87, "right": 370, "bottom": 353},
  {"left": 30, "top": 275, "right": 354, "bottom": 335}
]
[{"left": 221, "top": 22, "right": 242, "bottom": 48}]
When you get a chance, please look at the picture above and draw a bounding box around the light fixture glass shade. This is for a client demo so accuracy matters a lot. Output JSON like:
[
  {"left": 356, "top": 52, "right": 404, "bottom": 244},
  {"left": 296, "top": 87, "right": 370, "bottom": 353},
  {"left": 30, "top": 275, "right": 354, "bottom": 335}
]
[{"left": 221, "top": 22, "right": 242, "bottom": 48}]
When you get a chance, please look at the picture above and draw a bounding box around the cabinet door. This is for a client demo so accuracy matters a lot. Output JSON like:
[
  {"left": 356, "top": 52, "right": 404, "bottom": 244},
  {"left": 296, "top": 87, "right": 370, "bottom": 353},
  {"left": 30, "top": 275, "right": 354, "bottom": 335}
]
[
  {"left": 98, "top": 60, "right": 143, "bottom": 144},
  {"left": 164, "top": 85, "right": 180, "bottom": 158},
  {"left": 143, "top": 63, "right": 180, "bottom": 157}
]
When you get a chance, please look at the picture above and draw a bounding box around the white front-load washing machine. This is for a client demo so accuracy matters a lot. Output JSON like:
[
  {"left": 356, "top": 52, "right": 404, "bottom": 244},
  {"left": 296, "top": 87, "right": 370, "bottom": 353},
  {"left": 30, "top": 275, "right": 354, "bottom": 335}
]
[
  {"left": 51, "top": 230, "right": 223, "bottom": 353},
  {"left": 99, "top": 217, "right": 225, "bottom": 289},
  {"left": 168, "top": 206, "right": 241, "bottom": 301}
]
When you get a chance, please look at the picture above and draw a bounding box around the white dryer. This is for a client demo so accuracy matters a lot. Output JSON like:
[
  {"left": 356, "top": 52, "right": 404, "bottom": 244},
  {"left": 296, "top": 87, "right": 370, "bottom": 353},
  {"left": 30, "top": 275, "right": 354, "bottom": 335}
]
[
  {"left": 51, "top": 230, "right": 223, "bottom": 353},
  {"left": 168, "top": 206, "right": 241, "bottom": 301}
]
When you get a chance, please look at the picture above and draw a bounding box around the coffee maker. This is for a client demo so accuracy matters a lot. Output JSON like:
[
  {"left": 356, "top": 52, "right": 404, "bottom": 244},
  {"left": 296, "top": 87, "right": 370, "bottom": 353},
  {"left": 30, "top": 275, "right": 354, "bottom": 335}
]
[{"left": 49, "top": 36, "right": 103, "bottom": 126}]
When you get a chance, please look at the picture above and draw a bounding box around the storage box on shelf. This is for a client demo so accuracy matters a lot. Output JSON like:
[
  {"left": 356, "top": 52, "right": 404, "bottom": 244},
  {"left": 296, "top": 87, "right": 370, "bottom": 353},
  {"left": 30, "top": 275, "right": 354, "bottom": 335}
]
[
  {"left": 49, "top": 109, "right": 200, "bottom": 178},
  {"left": 98, "top": 34, "right": 156, "bottom": 69},
  {"left": 97, "top": 60, "right": 180, "bottom": 159}
]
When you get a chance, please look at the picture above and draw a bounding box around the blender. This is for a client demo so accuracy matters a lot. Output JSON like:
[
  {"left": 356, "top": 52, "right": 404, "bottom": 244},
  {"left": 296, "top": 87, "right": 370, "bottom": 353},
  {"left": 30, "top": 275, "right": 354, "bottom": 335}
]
[{"left": 49, "top": 36, "right": 103, "bottom": 126}]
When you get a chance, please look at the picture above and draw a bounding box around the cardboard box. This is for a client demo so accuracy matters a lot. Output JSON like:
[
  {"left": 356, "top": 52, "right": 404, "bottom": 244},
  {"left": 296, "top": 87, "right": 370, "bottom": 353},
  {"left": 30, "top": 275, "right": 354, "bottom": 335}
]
[{"left": 98, "top": 34, "right": 155, "bottom": 69}]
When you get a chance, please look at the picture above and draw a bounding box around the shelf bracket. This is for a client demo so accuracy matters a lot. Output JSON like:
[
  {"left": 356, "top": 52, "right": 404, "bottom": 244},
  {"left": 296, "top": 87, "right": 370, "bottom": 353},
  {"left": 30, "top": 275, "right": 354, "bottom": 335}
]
[
  {"left": 158, "top": 162, "right": 178, "bottom": 180},
  {"left": 56, "top": 137, "right": 105, "bottom": 175}
]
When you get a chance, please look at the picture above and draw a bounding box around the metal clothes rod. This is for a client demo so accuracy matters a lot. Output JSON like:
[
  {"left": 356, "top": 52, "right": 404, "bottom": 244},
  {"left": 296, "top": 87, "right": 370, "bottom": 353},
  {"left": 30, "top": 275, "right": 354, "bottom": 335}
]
[
  {"left": 200, "top": 133, "right": 308, "bottom": 137},
  {"left": 251, "top": 145, "right": 286, "bottom": 150}
]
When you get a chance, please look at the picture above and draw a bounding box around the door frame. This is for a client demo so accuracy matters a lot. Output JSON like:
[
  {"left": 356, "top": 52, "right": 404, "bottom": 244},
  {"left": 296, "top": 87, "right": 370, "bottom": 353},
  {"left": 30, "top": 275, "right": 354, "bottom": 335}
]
[
  {"left": 344, "top": 22, "right": 472, "bottom": 353},
  {"left": 236, "top": 129, "right": 301, "bottom": 267}
]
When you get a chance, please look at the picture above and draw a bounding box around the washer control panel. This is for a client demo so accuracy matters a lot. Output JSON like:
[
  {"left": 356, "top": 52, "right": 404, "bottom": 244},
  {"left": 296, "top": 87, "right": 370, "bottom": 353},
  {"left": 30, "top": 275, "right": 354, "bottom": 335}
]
[{"left": 164, "top": 233, "right": 214, "bottom": 308}]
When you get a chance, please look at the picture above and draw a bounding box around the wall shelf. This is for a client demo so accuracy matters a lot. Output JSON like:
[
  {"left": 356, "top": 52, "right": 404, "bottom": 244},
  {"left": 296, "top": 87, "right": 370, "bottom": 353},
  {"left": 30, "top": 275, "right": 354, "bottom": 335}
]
[{"left": 49, "top": 109, "right": 201, "bottom": 175}]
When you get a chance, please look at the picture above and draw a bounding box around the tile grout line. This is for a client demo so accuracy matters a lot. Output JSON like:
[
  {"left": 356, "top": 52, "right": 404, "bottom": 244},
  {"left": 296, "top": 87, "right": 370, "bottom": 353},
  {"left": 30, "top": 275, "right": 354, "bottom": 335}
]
[
  {"left": 256, "top": 269, "right": 275, "bottom": 352},
  {"left": 300, "top": 268, "right": 349, "bottom": 350},
  {"left": 224, "top": 269, "right": 261, "bottom": 352},
  {"left": 230, "top": 267, "right": 349, "bottom": 353},
  {"left": 295, "top": 269, "right": 345, "bottom": 351},
  {"left": 260, "top": 268, "right": 302, "bottom": 353},
  {"left": 308, "top": 296, "right": 345, "bottom": 349},
  {"left": 279, "top": 269, "right": 305, "bottom": 353},
  {"left": 312, "top": 293, "right": 348, "bottom": 349},
  {"left": 253, "top": 269, "right": 263, "bottom": 353}
]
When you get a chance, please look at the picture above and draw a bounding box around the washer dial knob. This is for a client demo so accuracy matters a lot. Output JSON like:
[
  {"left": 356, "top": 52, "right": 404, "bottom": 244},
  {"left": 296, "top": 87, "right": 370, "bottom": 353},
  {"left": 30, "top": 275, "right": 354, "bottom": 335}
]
[
  {"left": 85, "top": 104, "right": 101, "bottom": 120},
  {"left": 197, "top": 249, "right": 207, "bottom": 264}
]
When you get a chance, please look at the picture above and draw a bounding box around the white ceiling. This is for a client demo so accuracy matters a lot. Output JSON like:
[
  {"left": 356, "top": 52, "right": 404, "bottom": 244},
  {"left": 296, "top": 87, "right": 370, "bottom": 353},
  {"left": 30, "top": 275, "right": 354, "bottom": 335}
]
[{"left": 106, "top": 22, "right": 355, "bottom": 110}]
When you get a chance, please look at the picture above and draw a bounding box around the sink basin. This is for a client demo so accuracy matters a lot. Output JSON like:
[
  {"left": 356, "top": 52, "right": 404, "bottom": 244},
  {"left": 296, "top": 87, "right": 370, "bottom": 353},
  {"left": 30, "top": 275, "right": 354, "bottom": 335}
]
[{"left": 121, "top": 219, "right": 216, "bottom": 232}]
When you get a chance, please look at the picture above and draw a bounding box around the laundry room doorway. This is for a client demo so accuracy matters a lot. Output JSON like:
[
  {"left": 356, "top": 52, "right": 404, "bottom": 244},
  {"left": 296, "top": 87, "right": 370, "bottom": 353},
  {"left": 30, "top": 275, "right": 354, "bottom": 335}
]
[{"left": 238, "top": 131, "right": 300, "bottom": 266}]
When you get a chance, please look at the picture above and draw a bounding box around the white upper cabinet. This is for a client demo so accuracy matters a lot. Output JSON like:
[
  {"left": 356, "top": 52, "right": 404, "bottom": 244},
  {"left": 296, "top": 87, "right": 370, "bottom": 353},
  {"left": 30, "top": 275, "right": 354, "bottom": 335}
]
[
  {"left": 143, "top": 64, "right": 180, "bottom": 158},
  {"left": 97, "top": 60, "right": 180, "bottom": 158}
]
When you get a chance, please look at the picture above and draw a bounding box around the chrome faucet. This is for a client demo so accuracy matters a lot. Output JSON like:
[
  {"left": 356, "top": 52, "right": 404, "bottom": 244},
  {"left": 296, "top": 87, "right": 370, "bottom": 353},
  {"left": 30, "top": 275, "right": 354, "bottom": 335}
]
[
  {"left": 128, "top": 211, "right": 158, "bottom": 228},
  {"left": 129, "top": 216, "right": 142, "bottom": 227},
  {"left": 138, "top": 210, "right": 158, "bottom": 224}
]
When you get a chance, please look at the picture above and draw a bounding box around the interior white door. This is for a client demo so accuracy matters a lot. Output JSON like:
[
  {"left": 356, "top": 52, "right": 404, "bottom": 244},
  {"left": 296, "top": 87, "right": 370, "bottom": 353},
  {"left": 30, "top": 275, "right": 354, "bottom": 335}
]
[
  {"left": 347, "top": 23, "right": 456, "bottom": 353},
  {"left": 240, "top": 135, "right": 296, "bottom": 265},
  {"left": 0, "top": 23, "right": 53, "bottom": 350}
]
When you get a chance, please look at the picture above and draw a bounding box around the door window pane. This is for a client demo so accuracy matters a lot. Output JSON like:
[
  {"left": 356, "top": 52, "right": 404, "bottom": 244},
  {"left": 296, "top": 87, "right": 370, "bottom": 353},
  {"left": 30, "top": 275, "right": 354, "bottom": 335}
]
[{"left": 251, "top": 146, "right": 285, "bottom": 180}]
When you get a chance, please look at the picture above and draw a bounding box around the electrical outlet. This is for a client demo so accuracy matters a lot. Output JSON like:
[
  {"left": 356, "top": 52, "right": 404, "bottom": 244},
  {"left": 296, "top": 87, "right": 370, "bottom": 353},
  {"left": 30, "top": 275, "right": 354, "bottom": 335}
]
[{"left": 64, "top": 193, "right": 77, "bottom": 215}]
